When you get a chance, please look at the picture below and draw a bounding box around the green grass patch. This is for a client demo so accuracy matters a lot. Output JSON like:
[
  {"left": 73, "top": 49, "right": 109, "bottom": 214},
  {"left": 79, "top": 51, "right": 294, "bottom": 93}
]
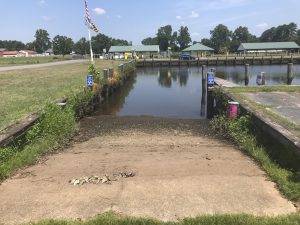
[
  {"left": 0, "top": 89, "right": 92, "bottom": 180},
  {"left": 0, "top": 56, "right": 71, "bottom": 66},
  {"left": 0, "top": 60, "right": 134, "bottom": 181},
  {"left": 29, "top": 212, "right": 300, "bottom": 225},
  {"left": 0, "top": 60, "right": 121, "bottom": 130},
  {"left": 211, "top": 114, "right": 300, "bottom": 202},
  {"left": 226, "top": 85, "right": 300, "bottom": 93}
]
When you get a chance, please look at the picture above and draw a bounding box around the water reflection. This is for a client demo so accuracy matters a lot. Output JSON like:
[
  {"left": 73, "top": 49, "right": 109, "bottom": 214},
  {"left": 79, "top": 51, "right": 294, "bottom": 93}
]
[
  {"left": 215, "top": 65, "right": 300, "bottom": 86},
  {"left": 158, "top": 68, "right": 189, "bottom": 88},
  {"left": 95, "top": 65, "right": 300, "bottom": 119}
]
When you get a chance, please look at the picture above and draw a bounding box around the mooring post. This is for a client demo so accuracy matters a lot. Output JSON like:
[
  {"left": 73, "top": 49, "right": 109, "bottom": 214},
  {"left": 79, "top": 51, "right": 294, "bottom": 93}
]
[
  {"left": 103, "top": 69, "right": 108, "bottom": 79},
  {"left": 287, "top": 63, "right": 294, "bottom": 85},
  {"left": 245, "top": 64, "right": 249, "bottom": 86},
  {"left": 201, "top": 65, "right": 207, "bottom": 117},
  {"left": 118, "top": 64, "right": 124, "bottom": 76},
  {"left": 109, "top": 67, "right": 114, "bottom": 77}
]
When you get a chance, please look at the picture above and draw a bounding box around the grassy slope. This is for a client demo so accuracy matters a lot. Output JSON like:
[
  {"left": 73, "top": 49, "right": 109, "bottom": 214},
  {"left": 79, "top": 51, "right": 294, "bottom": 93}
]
[
  {"left": 0, "top": 59, "right": 121, "bottom": 130},
  {"left": 0, "top": 56, "right": 71, "bottom": 67}
]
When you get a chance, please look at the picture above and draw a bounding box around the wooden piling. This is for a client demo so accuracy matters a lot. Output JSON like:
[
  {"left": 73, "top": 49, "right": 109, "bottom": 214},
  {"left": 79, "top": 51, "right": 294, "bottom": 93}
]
[
  {"left": 201, "top": 65, "right": 207, "bottom": 117},
  {"left": 244, "top": 64, "right": 249, "bottom": 86},
  {"left": 103, "top": 69, "right": 108, "bottom": 79},
  {"left": 287, "top": 63, "right": 294, "bottom": 85}
]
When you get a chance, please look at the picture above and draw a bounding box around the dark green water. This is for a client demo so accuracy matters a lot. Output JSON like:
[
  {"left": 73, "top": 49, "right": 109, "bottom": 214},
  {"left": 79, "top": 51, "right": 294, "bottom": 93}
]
[{"left": 96, "top": 65, "right": 300, "bottom": 119}]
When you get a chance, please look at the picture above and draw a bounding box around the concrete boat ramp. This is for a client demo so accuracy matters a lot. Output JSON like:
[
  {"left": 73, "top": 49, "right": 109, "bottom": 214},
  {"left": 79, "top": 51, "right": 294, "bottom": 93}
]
[{"left": 0, "top": 116, "right": 296, "bottom": 224}]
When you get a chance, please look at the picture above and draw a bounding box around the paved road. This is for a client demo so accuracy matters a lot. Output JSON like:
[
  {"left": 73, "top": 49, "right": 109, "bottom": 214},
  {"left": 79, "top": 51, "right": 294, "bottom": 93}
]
[
  {"left": 0, "top": 116, "right": 295, "bottom": 224},
  {"left": 0, "top": 59, "right": 89, "bottom": 72}
]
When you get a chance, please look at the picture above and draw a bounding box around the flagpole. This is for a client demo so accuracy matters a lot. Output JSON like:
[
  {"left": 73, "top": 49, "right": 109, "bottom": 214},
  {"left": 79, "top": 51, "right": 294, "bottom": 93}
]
[{"left": 88, "top": 29, "right": 94, "bottom": 64}]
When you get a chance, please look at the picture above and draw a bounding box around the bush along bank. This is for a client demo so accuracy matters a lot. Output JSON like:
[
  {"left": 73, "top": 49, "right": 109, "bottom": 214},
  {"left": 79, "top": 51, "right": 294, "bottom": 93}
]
[
  {"left": 0, "top": 61, "right": 136, "bottom": 181},
  {"left": 211, "top": 87, "right": 300, "bottom": 203}
]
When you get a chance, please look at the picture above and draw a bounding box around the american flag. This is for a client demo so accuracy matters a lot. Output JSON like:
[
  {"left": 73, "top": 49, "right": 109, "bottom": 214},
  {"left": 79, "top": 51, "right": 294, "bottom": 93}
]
[{"left": 84, "top": 0, "right": 99, "bottom": 33}]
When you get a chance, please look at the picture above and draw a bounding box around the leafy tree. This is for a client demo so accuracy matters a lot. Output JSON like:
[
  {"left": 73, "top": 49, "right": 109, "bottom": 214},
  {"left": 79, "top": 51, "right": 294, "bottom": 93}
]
[
  {"left": 210, "top": 24, "right": 232, "bottom": 53},
  {"left": 34, "top": 29, "right": 51, "bottom": 53},
  {"left": 260, "top": 27, "right": 276, "bottom": 42},
  {"left": 296, "top": 30, "right": 300, "bottom": 45},
  {"left": 177, "top": 26, "right": 192, "bottom": 50},
  {"left": 52, "top": 35, "right": 74, "bottom": 56},
  {"left": 157, "top": 25, "right": 173, "bottom": 51},
  {"left": 91, "top": 33, "right": 129, "bottom": 54},
  {"left": 274, "top": 23, "right": 297, "bottom": 41},
  {"left": 170, "top": 31, "right": 179, "bottom": 51},
  {"left": 0, "top": 40, "right": 25, "bottom": 50},
  {"left": 260, "top": 23, "right": 297, "bottom": 42},
  {"left": 142, "top": 37, "right": 158, "bottom": 45},
  {"left": 231, "top": 26, "right": 256, "bottom": 51},
  {"left": 74, "top": 38, "right": 89, "bottom": 55},
  {"left": 200, "top": 38, "right": 214, "bottom": 48},
  {"left": 25, "top": 42, "right": 36, "bottom": 51}
]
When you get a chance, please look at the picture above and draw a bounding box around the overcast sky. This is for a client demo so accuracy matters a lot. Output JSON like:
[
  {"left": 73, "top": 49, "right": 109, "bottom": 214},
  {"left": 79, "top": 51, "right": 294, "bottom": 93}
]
[{"left": 1, "top": 0, "right": 300, "bottom": 44}]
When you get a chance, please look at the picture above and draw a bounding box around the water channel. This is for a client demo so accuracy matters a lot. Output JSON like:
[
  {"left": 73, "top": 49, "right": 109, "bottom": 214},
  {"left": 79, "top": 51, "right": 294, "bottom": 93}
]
[{"left": 96, "top": 65, "right": 300, "bottom": 119}]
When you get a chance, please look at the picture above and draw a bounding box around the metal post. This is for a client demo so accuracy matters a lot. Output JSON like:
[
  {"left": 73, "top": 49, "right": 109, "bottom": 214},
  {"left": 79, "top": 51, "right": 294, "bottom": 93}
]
[{"left": 88, "top": 29, "right": 94, "bottom": 64}]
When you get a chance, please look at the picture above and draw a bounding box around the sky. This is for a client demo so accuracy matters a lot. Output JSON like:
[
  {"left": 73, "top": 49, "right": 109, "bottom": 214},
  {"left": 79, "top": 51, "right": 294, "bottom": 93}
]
[{"left": 1, "top": 0, "right": 300, "bottom": 45}]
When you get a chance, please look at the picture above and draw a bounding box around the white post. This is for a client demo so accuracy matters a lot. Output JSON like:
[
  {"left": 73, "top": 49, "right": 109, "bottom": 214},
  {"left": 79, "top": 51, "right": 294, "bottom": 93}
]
[{"left": 88, "top": 29, "right": 94, "bottom": 63}]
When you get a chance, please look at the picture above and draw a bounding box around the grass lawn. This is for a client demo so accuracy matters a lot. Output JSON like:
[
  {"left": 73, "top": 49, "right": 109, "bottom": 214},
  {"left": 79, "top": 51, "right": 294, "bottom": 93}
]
[
  {"left": 31, "top": 212, "right": 300, "bottom": 225},
  {"left": 0, "top": 56, "right": 73, "bottom": 67},
  {"left": 0, "top": 59, "right": 121, "bottom": 130}
]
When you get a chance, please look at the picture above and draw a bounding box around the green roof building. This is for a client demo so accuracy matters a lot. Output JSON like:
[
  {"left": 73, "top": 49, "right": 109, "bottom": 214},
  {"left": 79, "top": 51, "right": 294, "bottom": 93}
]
[
  {"left": 109, "top": 45, "right": 160, "bottom": 59},
  {"left": 237, "top": 42, "right": 300, "bottom": 52},
  {"left": 182, "top": 43, "right": 214, "bottom": 58}
]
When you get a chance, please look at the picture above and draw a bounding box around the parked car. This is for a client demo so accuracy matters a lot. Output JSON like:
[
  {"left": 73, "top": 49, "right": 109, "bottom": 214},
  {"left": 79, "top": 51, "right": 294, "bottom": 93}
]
[{"left": 178, "top": 54, "right": 196, "bottom": 60}]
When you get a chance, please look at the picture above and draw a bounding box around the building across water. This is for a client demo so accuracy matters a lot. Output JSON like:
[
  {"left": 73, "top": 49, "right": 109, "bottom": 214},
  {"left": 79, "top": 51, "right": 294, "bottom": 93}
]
[
  {"left": 108, "top": 45, "right": 160, "bottom": 59},
  {"left": 237, "top": 42, "right": 300, "bottom": 54}
]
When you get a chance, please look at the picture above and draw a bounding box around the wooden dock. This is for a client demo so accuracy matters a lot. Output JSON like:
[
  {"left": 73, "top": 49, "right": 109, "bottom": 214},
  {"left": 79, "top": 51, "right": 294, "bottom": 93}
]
[{"left": 136, "top": 55, "right": 300, "bottom": 67}]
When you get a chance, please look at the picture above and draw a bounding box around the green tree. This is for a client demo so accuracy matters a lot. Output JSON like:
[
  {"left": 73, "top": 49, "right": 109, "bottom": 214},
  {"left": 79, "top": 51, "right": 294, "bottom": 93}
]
[
  {"left": 200, "top": 38, "right": 214, "bottom": 48},
  {"left": 231, "top": 26, "right": 256, "bottom": 51},
  {"left": 210, "top": 24, "right": 232, "bottom": 53},
  {"left": 170, "top": 31, "right": 179, "bottom": 51},
  {"left": 34, "top": 29, "right": 51, "bottom": 53},
  {"left": 260, "top": 23, "right": 297, "bottom": 42},
  {"left": 91, "top": 33, "right": 129, "bottom": 54},
  {"left": 296, "top": 30, "right": 300, "bottom": 45},
  {"left": 0, "top": 40, "right": 25, "bottom": 50},
  {"left": 274, "top": 23, "right": 297, "bottom": 41},
  {"left": 52, "top": 35, "right": 74, "bottom": 56},
  {"left": 260, "top": 27, "right": 276, "bottom": 42},
  {"left": 26, "top": 42, "right": 36, "bottom": 51},
  {"left": 157, "top": 25, "right": 173, "bottom": 51},
  {"left": 142, "top": 37, "right": 158, "bottom": 45},
  {"left": 74, "top": 38, "right": 89, "bottom": 55},
  {"left": 177, "top": 26, "right": 192, "bottom": 50}
]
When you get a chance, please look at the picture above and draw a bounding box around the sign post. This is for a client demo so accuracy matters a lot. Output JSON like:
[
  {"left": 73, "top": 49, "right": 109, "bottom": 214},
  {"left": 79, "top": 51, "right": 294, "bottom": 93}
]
[
  {"left": 207, "top": 72, "right": 215, "bottom": 87},
  {"left": 86, "top": 75, "right": 93, "bottom": 89}
]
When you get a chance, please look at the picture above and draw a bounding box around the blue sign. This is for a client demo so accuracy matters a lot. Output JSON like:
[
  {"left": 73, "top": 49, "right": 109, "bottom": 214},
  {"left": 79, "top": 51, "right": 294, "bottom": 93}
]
[
  {"left": 86, "top": 75, "right": 93, "bottom": 87},
  {"left": 207, "top": 72, "right": 215, "bottom": 85}
]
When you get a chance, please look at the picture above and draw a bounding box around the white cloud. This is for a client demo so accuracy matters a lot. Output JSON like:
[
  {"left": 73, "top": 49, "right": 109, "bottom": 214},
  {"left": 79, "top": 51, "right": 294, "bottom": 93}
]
[
  {"left": 176, "top": 16, "right": 182, "bottom": 20},
  {"left": 256, "top": 23, "right": 269, "bottom": 29},
  {"left": 191, "top": 32, "right": 200, "bottom": 36},
  {"left": 93, "top": 8, "right": 106, "bottom": 15},
  {"left": 42, "top": 16, "right": 53, "bottom": 21},
  {"left": 189, "top": 11, "right": 199, "bottom": 18},
  {"left": 116, "top": 15, "right": 122, "bottom": 19},
  {"left": 37, "top": 0, "right": 47, "bottom": 7}
]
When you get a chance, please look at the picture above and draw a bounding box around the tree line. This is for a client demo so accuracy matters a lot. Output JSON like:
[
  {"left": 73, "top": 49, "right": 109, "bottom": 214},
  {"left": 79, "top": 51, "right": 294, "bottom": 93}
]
[
  {"left": 143, "top": 22, "right": 300, "bottom": 53},
  {"left": 0, "top": 29, "right": 129, "bottom": 56},
  {"left": 1, "top": 22, "right": 300, "bottom": 55}
]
